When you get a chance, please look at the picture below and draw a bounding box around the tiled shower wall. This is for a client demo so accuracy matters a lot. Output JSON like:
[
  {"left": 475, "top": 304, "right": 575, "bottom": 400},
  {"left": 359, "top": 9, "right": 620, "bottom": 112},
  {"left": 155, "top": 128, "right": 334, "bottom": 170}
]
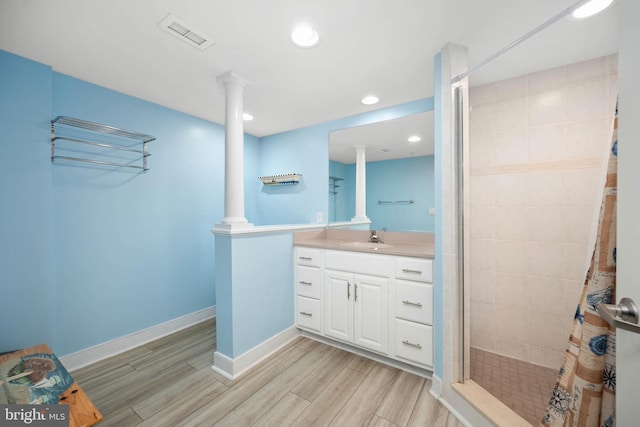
[{"left": 469, "top": 54, "right": 618, "bottom": 369}]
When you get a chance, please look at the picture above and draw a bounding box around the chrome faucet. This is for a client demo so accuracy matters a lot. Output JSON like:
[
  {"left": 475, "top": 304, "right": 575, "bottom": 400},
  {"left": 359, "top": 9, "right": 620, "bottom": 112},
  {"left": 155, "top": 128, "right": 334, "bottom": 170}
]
[{"left": 369, "top": 229, "right": 383, "bottom": 244}]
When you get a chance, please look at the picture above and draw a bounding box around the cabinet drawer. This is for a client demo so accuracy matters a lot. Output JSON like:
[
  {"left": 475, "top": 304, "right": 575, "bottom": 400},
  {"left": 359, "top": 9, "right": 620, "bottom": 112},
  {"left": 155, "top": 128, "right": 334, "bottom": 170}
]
[
  {"left": 296, "top": 296, "right": 321, "bottom": 332},
  {"left": 395, "top": 257, "right": 433, "bottom": 283},
  {"left": 395, "top": 280, "right": 433, "bottom": 325},
  {"left": 394, "top": 318, "right": 433, "bottom": 367},
  {"left": 325, "top": 250, "right": 389, "bottom": 277},
  {"left": 295, "top": 247, "right": 320, "bottom": 267},
  {"left": 295, "top": 265, "right": 321, "bottom": 299}
]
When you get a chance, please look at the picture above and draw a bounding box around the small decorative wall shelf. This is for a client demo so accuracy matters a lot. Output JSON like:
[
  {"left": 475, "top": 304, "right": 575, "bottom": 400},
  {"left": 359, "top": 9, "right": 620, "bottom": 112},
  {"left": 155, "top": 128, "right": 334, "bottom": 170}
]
[
  {"left": 329, "top": 176, "right": 343, "bottom": 195},
  {"left": 51, "top": 116, "right": 155, "bottom": 171},
  {"left": 259, "top": 173, "right": 302, "bottom": 186}
]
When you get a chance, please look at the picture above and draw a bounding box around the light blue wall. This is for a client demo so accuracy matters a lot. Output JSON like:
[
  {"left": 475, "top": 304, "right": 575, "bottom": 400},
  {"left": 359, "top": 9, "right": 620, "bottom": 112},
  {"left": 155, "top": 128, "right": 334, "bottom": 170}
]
[
  {"left": 214, "top": 235, "right": 233, "bottom": 354},
  {"left": 232, "top": 234, "right": 293, "bottom": 357},
  {"left": 244, "top": 133, "right": 261, "bottom": 223},
  {"left": 50, "top": 74, "right": 230, "bottom": 355},
  {"left": 369, "top": 156, "right": 436, "bottom": 232},
  {"left": 217, "top": 99, "right": 436, "bottom": 362},
  {"left": 0, "top": 50, "right": 55, "bottom": 351},
  {"left": 258, "top": 99, "right": 435, "bottom": 226},
  {"left": 1, "top": 47, "right": 439, "bottom": 363},
  {"left": 215, "top": 232, "right": 294, "bottom": 358},
  {"left": 331, "top": 156, "right": 435, "bottom": 231},
  {"left": 329, "top": 160, "right": 352, "bottom": 222},
  {"left": 0, "top": 49, "right": 264, "bottom": 356}
]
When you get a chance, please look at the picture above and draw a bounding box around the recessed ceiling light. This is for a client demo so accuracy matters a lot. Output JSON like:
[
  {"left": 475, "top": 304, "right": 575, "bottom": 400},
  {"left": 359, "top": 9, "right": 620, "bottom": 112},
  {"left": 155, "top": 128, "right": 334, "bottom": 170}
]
[
  {"left": 572, "top": 0, "right": 614, "bottom": 19},
  {"left": 243, "top": 113, "right": 254, "bottom": 121},
  {"left": 408, "top": 136, "right": 422, "bottom": 143},
  {"left": 361, "top": 95, "right": 379, "bottom": 105},
  {"left": 291, "top": 24, "right": 320, "bottom": 48}
]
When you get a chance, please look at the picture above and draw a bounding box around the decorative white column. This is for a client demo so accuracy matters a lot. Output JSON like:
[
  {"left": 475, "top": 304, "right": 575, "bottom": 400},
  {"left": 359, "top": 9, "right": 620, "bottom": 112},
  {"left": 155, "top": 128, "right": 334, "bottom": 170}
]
[
  {"left": 216, "top": 71, "right": 253, "bottom": 229},
  {"left": 352, "top": 146, "right": 369, "bottom": 222}
]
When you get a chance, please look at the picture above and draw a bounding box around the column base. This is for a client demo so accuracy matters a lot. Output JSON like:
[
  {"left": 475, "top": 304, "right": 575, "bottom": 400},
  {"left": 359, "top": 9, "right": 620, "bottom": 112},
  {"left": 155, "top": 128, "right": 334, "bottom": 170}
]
[{"left": 213, "top": 221, "right": 254, "bottom": 232}]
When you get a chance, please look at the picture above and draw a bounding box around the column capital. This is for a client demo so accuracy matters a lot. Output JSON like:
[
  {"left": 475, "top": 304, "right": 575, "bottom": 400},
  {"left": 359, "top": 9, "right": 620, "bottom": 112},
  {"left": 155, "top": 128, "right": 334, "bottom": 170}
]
[{"left": 216, "top": 71, "right": 251, "bottom": 88}]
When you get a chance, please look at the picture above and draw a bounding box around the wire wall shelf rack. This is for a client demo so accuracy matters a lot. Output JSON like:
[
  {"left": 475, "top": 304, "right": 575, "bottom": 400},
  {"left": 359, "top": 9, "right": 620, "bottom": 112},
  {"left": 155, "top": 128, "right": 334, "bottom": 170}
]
[{"left": 51, "top": 116, "right": 156, "bottom": 172}]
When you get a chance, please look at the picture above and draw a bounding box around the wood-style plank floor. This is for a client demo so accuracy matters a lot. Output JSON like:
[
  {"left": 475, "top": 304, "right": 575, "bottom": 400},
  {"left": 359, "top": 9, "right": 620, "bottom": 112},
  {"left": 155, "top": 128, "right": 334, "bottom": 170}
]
[{"left": 72, "top": 319, "right": 463, "bottom": 427}]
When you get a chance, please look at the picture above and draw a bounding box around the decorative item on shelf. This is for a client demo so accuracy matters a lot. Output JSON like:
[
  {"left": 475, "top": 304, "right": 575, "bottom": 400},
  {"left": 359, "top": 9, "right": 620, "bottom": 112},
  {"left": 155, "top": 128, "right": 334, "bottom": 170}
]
[
  {"left": 329, "top": 176, "right": 343, "bottom": 195},
  {"left": 258, "top": 173, "right": 302, "bottom": 186},
  {"left": 51, "top": 116, "right": 155, "bottom": 172}
]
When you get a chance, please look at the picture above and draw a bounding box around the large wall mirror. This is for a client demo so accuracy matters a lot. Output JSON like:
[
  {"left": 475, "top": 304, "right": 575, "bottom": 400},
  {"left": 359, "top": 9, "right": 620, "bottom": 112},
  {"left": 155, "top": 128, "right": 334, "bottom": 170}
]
[{"left": 329, "top": 111, "right": 435, "bottom": 232}]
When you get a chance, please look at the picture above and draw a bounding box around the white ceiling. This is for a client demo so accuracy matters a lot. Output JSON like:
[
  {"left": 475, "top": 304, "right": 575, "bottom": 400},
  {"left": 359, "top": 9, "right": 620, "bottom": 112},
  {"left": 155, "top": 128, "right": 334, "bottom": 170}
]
[
  {"left": 330, "top": 112, "right": 434, "bottom": 164},
  {"left": 0, "top": 0, "right": 618, "bottom": 139}
]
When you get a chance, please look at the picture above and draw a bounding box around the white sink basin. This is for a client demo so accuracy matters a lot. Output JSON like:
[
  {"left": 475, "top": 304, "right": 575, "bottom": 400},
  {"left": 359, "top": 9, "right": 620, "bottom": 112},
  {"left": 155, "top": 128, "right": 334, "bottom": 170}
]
[{"left": 339, "top": 241, "right": 394, "bottom": 250}]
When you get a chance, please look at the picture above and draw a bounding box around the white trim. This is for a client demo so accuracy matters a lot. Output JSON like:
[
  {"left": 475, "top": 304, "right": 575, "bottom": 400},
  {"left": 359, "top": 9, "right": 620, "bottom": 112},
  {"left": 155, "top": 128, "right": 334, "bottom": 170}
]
[
  {"left": 300, "top": 331, "right": 433, "bottom": 379},
  {"left": 430, "top": 373, "right": 443, "bottom": 397},
  {"left": 433, "top": 394, "right": 474, "bottom": 427},
  {"left": 60, "top": 306, "right": 216, "bottom": 372},
  {"left": 327, "top": 219, "right": 371, "bottom": 229},
  {"left": 428, "top": 376, "right": 478, "bottom": 427},
  {"left": 211, "top": 351, "right": 235, "bottom": 380},
  {"left": 211, "top": 326, "right": 300, "bottom": 380},
  {"left": 211, "top": 223, "right": 326, "bottom": 236}
]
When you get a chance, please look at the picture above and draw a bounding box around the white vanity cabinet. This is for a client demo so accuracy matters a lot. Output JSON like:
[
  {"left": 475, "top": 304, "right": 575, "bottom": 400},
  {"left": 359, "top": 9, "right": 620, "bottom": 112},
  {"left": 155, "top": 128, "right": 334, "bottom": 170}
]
[
  {"left": 391, "top": 257, "right": 434, "bottom": 368},
  {"left": 294, "top": 247, "right": 322, "bottom": 333},
  {"left": 293, "top": 245, "right": 434, "bottom": 372}
]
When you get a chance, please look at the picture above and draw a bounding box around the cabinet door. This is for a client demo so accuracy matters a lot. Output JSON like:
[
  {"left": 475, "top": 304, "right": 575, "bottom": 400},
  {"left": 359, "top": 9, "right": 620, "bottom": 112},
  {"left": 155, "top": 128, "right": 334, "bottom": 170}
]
[
  {"left": 324, "top": 269, "right": 353, "bottom": 343},
  {"left": 353, "top": 274, "right": 389, "bottom": 354}
]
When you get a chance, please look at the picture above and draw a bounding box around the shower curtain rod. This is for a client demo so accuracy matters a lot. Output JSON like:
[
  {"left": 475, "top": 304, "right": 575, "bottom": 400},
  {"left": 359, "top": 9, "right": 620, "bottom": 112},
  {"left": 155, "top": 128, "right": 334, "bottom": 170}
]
[{"left": 452, "top": 0, "right": 594, "bottom": 84}]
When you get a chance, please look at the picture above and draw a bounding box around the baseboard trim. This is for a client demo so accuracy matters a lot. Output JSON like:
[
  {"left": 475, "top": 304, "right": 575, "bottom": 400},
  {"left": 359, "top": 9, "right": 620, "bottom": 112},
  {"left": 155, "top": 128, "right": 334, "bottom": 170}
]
[
  {"left": 299, "top": 331, "right": 433, "bottom": 379},
  {"left": 430, "top": 373, "right": 443, "bottom": 398},
  {"left": 60, "top": 306, "right": 216, "bottom": 372},
  {"left": 212, "top": 326, "right": 300, "bottom": 380}
]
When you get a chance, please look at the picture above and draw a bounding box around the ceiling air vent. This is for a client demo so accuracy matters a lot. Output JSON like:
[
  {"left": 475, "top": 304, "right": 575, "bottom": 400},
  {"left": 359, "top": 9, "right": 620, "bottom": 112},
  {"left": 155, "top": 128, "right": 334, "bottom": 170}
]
[{"left": 158, "top": 14, "right": 215, "bottom": 51}]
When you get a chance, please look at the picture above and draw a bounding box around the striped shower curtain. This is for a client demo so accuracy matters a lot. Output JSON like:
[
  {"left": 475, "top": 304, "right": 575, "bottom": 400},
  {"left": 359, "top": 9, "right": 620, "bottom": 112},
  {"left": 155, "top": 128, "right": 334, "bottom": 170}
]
[{"left": 540, "top": 104, "right": 618, "bottom": 427}]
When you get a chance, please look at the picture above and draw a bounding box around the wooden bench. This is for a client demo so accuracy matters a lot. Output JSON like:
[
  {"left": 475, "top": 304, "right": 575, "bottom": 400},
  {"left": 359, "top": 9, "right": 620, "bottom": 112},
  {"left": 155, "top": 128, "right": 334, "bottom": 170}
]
[{"left": 0, "top": 344, "right": 102, "bottom": 426}]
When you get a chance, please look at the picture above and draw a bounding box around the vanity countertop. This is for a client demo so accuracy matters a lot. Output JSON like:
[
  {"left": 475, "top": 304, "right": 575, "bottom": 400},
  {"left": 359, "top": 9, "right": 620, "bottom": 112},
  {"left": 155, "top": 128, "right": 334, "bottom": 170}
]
[{"left": 293, "top": 229, "right": 435, "bottom": 259}]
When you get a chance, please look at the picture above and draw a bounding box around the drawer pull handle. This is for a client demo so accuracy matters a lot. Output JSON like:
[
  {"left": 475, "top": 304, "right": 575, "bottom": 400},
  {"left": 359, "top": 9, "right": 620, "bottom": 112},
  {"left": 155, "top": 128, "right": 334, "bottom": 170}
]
[
  {"left": 402, "top": 340, "right": 422, "bottom": 349},
  {"left": 299, "top": 311, "right": 313, "bottom": 317},
  {"left": 355, "top": 283, "right": 358, "bottom": 302},
  {"left": 299, "top": 281, "right": 313, "bottom": 286},
  {"left": 402, "top": 300, "right": 423, "bottom": 307},
  {"left": 299, "top": 256, "right": 312, "bottom": 261},
  {"left": 402, "top": 268, "right": 422, "bottom": 274},
  {"left": 347, "top": 282, "right": 351, "bottom": 300}
]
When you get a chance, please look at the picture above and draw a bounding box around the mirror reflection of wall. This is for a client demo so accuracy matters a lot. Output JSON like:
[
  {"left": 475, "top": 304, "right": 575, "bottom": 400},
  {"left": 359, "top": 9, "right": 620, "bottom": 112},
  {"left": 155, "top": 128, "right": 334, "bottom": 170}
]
[{"left": 329, "top": 111, "right": 435, "bottom": 232}]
